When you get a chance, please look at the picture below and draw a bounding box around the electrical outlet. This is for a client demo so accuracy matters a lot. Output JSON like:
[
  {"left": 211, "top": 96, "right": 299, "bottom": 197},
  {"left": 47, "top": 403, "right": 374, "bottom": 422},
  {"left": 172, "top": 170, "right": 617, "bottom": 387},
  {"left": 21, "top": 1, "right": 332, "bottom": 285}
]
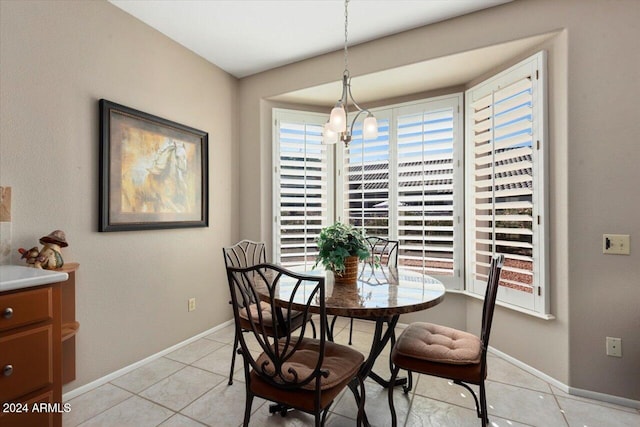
[
  {"left": 606, "top": 337, "right": 622, "bottom": 357},
  {"left": 188, "top": 298, "right": 196, "bottom": 312},
  {"left": 603, "top": 234, "right": 630, "bottom": 255}
]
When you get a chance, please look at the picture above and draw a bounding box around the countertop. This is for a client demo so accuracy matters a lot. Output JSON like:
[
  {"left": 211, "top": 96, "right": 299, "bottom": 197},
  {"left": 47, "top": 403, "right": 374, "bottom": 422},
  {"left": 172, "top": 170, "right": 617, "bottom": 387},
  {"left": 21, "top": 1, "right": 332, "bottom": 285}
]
[{"left": 0, "top": 265, "right": 69, "bottom": 292}]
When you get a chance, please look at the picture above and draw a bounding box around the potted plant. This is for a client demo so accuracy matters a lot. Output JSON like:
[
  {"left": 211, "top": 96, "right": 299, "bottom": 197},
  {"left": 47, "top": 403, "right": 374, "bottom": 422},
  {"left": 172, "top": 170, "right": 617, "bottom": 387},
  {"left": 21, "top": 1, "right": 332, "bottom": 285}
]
[{"left": 314, "top": 222, "right": 370, "bottom": 283}]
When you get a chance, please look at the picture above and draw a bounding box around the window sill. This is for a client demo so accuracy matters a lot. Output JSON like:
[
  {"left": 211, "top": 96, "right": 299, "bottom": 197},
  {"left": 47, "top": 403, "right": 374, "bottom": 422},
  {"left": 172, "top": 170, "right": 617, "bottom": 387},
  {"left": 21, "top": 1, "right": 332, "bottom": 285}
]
[{"left": 447, "top": 289, "right": 556, "bottom": 320}]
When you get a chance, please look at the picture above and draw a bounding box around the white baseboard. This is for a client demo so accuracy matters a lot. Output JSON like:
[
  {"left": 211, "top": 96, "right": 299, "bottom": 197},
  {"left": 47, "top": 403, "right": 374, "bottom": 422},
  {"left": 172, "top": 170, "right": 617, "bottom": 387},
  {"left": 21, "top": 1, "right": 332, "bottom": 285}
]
[
  {"left": 489, "top": 346, "right": 640, "bottom": 410},
  {"left": 488, "top": 346, "right": 569, "bottom": 392},
  {"left": 62, "top": 319, "right": 234, "bottom": 402},
  {"left": 567, "top": 386, "right": 640, "bottom": 410},
  {"left": 63, "top": 320, "right": 639, "bottom": 410}
]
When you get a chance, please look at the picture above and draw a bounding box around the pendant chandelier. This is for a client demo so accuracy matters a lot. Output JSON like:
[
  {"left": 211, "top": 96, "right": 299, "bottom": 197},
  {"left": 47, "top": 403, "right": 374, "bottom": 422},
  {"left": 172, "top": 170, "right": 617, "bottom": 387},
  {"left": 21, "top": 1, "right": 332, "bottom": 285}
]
[{"left": 323, "top": 0, "right": 378, "bottom": 146}]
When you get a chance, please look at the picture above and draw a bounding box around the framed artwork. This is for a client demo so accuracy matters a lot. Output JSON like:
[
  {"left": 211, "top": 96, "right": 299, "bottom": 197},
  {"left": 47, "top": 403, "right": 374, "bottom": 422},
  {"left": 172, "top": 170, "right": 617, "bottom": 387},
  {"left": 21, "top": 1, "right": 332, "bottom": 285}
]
[{"left": 99, "top": 99, "right": 208, "bottom": 232}]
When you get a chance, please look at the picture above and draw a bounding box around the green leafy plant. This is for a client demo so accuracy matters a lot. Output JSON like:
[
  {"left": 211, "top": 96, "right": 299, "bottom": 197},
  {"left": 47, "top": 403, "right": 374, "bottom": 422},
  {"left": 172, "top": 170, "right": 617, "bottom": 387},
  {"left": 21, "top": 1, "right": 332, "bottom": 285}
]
[{"left": 314, "top": 222, "right": 370, "bottom": 273}]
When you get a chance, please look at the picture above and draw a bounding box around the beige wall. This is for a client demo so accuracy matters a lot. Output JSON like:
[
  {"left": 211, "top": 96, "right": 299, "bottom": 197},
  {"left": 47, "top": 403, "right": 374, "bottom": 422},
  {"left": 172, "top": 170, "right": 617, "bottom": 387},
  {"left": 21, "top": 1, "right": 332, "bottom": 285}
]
[
  {"left": 239, "top": 0, "right": 639, "bottom": 401},
  {"left": 0, "top": 0, "right": 238, "bottom": 392}
]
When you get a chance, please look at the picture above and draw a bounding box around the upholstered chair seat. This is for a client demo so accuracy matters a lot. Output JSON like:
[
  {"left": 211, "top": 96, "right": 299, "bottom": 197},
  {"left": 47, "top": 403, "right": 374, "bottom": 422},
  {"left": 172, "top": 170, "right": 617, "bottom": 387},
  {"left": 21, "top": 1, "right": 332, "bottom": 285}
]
[
  {"left": 394, "top": 322, "right": 482, "bottom": 364},
  {"left": 250, "top": 337, "right": 364, "bottom": 414},
  {"left": 255, "top": 337, "right": 364, "bottom": 390},
  {"left": 392, "top": 322, "right": 484, "bottom": 384},
  {"left": 238, "top": 302, "right": 308, "bottom": 337}
]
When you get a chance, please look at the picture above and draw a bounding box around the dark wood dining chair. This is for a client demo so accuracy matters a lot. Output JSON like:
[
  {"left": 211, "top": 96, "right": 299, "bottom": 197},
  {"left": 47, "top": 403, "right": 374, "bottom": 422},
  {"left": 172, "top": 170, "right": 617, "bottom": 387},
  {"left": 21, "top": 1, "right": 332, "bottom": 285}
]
[
  {"left": 223, "top": 240, "right": 315, "bottom": 385},
  {"left": 226, "top": 263, "right": 365, "bottom": 427},
  {"left": 388, "top": 255, "right": 504, "bottom": 427},
  {"left": 345, "top": 236, "right": 398, "bottom": 345}
]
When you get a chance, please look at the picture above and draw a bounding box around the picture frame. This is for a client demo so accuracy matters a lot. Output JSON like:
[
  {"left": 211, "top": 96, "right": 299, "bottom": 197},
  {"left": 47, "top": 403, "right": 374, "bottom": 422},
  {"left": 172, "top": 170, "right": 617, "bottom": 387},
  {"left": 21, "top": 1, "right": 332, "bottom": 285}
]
[{"left": 99, "top": 99, "right": 208, "bottom": 232}]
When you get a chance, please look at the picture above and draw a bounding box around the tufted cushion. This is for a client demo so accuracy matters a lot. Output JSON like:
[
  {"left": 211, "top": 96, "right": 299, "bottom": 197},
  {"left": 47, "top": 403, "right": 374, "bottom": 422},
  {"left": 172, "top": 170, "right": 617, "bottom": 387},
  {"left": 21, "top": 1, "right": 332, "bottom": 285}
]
[
  {"left": 255, "top": 337, "right": 364, "bottom": 390},
  {"left": 239, "top": 301, "right": 273, "bottom": 324},
  {"left": 394, "top": 322, "right": 482, "bottom": 365}
]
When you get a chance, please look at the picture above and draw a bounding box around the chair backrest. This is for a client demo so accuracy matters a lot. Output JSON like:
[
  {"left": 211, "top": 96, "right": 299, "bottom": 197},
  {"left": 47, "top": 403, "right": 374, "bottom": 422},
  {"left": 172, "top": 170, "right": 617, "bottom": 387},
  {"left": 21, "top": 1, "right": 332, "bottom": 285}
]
[
  {"left": 223, "top": 241, "right": 267, "bottom": 308},
  {"left": 223, "top": 240, "right": 266, "bottom": 268},
  {"left": 366, "top": 236, "right": 399, "bottom": 267},
  {"left": 480, "top": 254, "right": 504, "bottom": 354},
  {"left": 226, "top": 263, "right": 326, "bottom": 390}
]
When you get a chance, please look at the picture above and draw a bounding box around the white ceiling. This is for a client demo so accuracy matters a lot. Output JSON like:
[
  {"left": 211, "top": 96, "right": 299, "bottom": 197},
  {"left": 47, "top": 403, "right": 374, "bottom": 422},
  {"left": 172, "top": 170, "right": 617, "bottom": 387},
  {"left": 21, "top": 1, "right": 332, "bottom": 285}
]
[{"left": 109, "top": 0, "right": 513, "bottom": 78}]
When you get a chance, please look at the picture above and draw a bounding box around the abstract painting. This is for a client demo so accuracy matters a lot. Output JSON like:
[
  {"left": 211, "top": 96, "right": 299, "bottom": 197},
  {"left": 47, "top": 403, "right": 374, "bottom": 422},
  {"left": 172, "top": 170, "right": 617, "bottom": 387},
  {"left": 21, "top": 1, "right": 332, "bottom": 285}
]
[{"left": 99, "top": 99, "right": 208, "bottom": 231}]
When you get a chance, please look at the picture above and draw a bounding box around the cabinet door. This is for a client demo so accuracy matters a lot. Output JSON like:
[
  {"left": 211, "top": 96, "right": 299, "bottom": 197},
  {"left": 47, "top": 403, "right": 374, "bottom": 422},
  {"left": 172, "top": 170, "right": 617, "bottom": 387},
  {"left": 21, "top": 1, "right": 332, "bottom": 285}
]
[{"left": 0, "top": 325, "right": 53, "bottom": 402}]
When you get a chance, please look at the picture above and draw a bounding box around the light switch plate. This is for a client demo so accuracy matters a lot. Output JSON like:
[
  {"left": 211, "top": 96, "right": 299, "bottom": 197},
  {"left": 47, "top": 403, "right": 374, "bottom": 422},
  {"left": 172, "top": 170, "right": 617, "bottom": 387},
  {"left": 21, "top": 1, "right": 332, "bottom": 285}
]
[
  {"left": 606, "top": 337, "right": 622, "bottom": 357},
  {"left": 603, "top": 234, "right": 630, "bottom": 255}
]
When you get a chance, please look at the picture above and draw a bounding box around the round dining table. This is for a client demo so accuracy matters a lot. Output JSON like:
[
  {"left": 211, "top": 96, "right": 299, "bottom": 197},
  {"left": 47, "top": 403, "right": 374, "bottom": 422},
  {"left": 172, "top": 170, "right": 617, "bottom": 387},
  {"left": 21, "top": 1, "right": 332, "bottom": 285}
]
[{"left": 265, "top": 262, "right": 446, "bottom": 426}]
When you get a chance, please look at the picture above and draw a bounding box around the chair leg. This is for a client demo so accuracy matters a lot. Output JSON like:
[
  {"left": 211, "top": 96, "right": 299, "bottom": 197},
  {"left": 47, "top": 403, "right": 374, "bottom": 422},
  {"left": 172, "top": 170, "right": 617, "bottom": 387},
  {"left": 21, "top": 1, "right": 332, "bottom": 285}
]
[
  {"left": 228, "top": 330, "right": 239, "bottom": 385},
  {"left": 239, "top": 351, "right": 253, "bottom": 426},
  {"left": 402, "top": 370, "right": 413, "bottom": 394},
  {"left": 453, "top": 380, "right": 486, "bottom": 418},
  {"left": 480, "top": 381, "right": 489, "bottom": 426},
  {"left": 388, "top": 364, "right": 400, "bottom": 427},
  {"left": 355, "top": 375, "right": 366, "bottom": 427},
  {"left": 455, "top": 380, "right": 481, "bottom": 419},
  {"left": 315, "top": 406, "right": 331, "bottom": 427},
  {"left": 348, "top": 318, "right": 354, "bottom": 345},
  {"left": 242, "top": 391, "right": 253, "bottom": 427}
]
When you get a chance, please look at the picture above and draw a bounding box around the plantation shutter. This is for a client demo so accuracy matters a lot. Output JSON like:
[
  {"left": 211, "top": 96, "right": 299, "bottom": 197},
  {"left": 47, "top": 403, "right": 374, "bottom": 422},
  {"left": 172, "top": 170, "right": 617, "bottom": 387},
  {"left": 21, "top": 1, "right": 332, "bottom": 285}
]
[
  {"left": 343, "top": 117, "right": 391, "bottom": 236},
  {"left": 273, "top": 110, "right": 333, "bottom": 267},
  {"left": 339, "top": 95, "right": 463, "bottom": 290},
  {"left": 466, "top": 52, "right": 548, "bottom": 314},
  {"left": 396, "top": 97, "right": 461, "bottom": 283}
]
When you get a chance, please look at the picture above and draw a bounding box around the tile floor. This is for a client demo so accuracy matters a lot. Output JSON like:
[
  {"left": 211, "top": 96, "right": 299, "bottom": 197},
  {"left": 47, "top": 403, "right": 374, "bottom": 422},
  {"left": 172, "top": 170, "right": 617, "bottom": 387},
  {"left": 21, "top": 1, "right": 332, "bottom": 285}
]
[{"left": 64, "top": 318, "right": 640, "bottom": 427}]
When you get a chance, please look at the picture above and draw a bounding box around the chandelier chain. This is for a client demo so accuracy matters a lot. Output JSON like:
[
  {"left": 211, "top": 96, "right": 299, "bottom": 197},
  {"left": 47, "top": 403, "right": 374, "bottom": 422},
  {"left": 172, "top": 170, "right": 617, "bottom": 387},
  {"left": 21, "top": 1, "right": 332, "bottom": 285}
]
[
  {"left": 344, "top": 0, "right": 349, "bottom": 73},
  {"left": 324, "top": 0, "right": 377, "bottom": 146}
]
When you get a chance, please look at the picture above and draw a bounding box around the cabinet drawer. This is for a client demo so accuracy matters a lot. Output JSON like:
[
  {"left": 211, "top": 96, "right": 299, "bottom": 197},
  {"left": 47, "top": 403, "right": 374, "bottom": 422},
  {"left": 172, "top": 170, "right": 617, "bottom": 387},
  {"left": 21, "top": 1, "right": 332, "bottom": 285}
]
[
  {"left": 0, "top": 390, "right": 55, "bottom": 427},
  {"left": 0, "top": 325, "right": 53, "bottom": 402},
  {"left": 0, "top": 287, "right": 52, "bottom": 332}
]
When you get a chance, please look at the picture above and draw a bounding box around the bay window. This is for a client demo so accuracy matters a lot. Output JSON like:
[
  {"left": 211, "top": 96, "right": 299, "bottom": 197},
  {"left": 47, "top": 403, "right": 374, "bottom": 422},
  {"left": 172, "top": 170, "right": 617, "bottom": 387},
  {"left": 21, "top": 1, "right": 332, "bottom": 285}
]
[{"left": 273, "top": 51, "right": 550, "bottom": 316}]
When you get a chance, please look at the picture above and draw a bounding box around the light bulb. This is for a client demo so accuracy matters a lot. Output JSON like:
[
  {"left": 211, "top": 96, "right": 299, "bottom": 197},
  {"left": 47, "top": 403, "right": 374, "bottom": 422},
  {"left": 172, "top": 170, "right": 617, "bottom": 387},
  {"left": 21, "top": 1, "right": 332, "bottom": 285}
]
[
  {"left": 329, "top": 103, "right": 346, "bottom": 133},
  {"left": 363, "top": 114, "right": 378, "bottom": 140},
  {"left": 322, "top": 123, "right": 338, "bottom": 145}
]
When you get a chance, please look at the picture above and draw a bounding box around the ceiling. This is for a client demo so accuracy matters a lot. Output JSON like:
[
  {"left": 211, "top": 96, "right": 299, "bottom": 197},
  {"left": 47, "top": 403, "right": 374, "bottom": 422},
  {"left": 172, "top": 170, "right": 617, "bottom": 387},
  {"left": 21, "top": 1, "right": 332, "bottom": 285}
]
[
  {"left": 274, "top": 32, "right": 553, "bottom": 106},
  {"left": 108, "top": 1, "right": 556, "bottom": 106},
  {"left": 109, "top": 0, "right": 513, "bottom": 78}
]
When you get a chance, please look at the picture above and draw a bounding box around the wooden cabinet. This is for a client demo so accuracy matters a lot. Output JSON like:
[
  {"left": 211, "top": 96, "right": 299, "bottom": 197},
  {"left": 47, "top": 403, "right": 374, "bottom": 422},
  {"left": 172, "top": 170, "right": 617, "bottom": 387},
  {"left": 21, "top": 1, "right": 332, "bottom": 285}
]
[
  {"left": 59, "top": 263, "right": 79, "bottom": 385},
  {"left": 0, "top": 263, "right": 78, "bottom": 427}
]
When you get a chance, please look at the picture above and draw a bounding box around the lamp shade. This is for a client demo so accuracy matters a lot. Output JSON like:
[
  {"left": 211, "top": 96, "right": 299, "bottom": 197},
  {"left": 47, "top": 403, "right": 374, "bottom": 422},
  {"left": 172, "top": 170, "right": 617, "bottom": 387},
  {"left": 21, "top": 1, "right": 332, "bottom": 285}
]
[
  {"left": 329, "top": 104, "right": 347, "bottom": 133},
  {"left": 322, "top": 123, "right": 338, "bottom": 145},
  {"left": 363, "top": 115, "right": 378, "bottom": 140}
]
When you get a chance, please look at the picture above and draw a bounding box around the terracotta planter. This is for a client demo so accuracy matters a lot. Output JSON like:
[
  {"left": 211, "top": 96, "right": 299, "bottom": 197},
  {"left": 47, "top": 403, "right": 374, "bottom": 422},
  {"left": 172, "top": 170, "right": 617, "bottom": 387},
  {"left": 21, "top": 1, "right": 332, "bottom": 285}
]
[{"left": 334, "top": 255, "right": 359, "bottom": 284}]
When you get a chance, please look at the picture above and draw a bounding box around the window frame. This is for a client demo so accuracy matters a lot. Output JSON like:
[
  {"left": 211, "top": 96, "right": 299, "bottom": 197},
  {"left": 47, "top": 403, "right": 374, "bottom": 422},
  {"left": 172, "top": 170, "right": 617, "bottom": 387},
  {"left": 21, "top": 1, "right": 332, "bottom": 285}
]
[
  {"left": 464, "top": 51, "right": 550, "bottom": 316},
  {"left": 392, "top": 95, "right": 465, "bottom": 290},
  {"left": 272, "top": 109, "right": 335, "bottom": 267}
]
